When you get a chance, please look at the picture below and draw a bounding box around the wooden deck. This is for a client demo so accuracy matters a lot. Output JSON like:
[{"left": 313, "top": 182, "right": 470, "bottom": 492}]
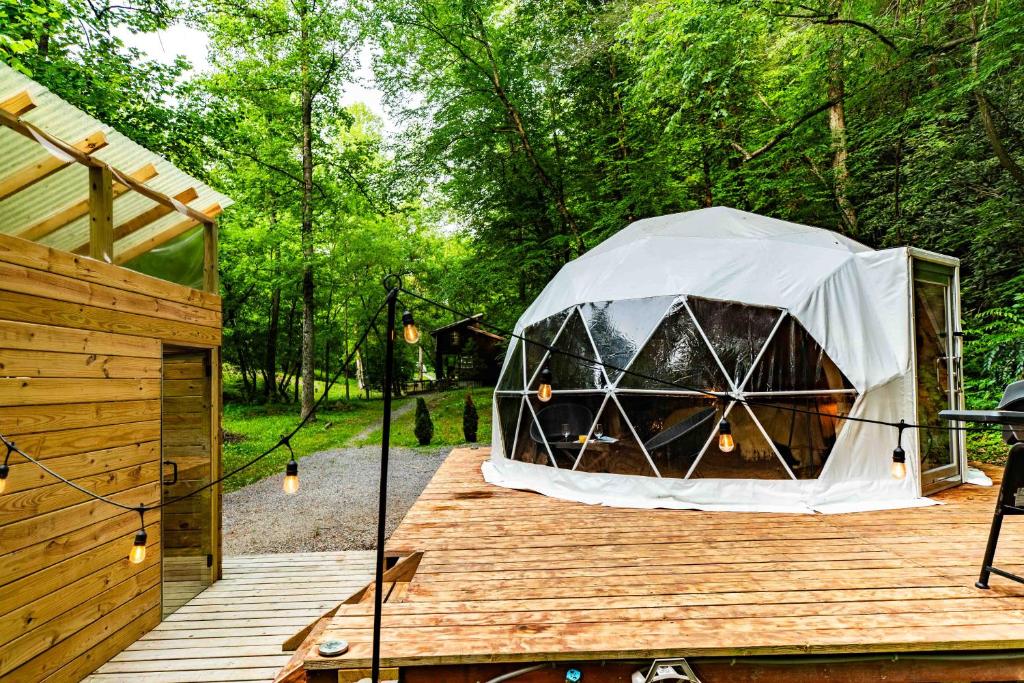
[
  {"left": 307, "top": 447, "right": 1024, "bottom": 676},
  {"left": 85, "top": 551, "right": 374, "bottom": 683}
]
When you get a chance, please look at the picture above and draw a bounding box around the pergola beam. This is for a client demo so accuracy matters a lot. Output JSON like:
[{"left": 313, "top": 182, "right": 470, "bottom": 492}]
[
  {"left": 88, "top": 165, "right": 114, "bottom": 263},
  {"left": 0, "top": 90, "right": 36, "bottom": 116},
  {"left": 0, "top": 108, "right": 215, "bottom": 226},
  {"left": 16, "top": 164, "right": 158, "bottom": 242},
  {"left": 73, "top": 187, "right": 198, "bottom": 255},
  {"left": 0, "top": 130, "right": 107, "bottom": 202},
  {"left": 115, "top": 203, "right": 222, "bottom": 265}
]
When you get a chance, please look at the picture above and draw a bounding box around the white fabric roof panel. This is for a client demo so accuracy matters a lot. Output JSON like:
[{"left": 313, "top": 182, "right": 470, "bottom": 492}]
[
  {"left": 0, "top": 63, "right": 231, "bottom": 262},
  {"left": 487, "top": 207, "right": 964, "bottom": 514}
]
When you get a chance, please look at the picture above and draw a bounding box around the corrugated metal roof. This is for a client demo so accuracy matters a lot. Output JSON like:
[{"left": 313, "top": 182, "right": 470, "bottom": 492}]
[{"left": 0, "top": 62, "right": 232, "bottom": 263}]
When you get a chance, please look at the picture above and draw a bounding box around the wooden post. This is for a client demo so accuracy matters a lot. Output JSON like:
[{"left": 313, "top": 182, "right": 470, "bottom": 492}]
[
  {"left": 203, "top": 220, "right": 219, "bottom": 293},
  {"left": 88, "top": 165, "right": 114, "bottom": 263}
]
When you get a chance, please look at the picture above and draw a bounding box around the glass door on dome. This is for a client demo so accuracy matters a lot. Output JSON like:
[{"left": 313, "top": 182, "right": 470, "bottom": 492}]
[{"left": 913, "top": 260, "right": 963, "bottom": 494}]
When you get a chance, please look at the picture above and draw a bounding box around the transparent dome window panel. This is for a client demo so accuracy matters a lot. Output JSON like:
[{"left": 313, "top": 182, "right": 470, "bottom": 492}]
[
  {"left": 524, "top": 307, "right": 571, "bottom": 384},
  {"left": 618, "top": 395, "right": 720, "bottom": 479},
  {"left": 511, "top": 399, "right": 556, "bottom": 467},
  {"left": 580, "top": 296, "right": 674, "bottom": 383},
  {"left": 574, "top": 397, "right": 658, "bottom": 477},
  {"left": 618, "top": 299, "right": 730, "bottom": 392},
  {"left": 689, "top": 404, "right": 793, "bottom": 480},
  {"left": 745, "top": 316, "right": 854, "bottom": 393},
  {"left": 749, "top": 394, "right": 854, "bottom": 479},
  {"left": 686, "top": 297, "right": 782, "bottom": 388},
  {"left": 529, "top": 308, "right": 606, "bottom": 392},
  {"left": 528, "top": 393, "right": 606, "bottom": 469},
  {"left": 497, "top": 339, "right": 525, "bottom": 391},
  {"left": 496, "top": 395, "right": 524, "bottom": 457}
]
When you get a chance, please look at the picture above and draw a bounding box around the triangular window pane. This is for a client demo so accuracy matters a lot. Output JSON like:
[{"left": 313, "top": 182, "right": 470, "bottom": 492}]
[
  {"left": 618, "top": 300, "right": 729, "bottom": 392},
  {"left": 510, "top": 399, "right": 555, "bottom": 467},
  {"left": 746, "top": 316, "right": 854, "bottom": 392},
  {"left": 580, "top": 297, "right": 674, "bottom": 383},
  {"left": 574, "top": 398, "right": 657, "bottom": 476},
  {"left": 687, "top": 297, "right": 781, "bottom": 388},
  {"left": 689, "top": 404, "right": 792, "bottom": 479},
  {"left": 496, "top": 395, "right": 523, "bottom": 457},
  {"left": 497, "top": 339, "right": 525, "bottom": 391},
  {"left": 618, "top": 396, "right": 720, "bottom": 479},
  {"left": 749, "top": 394, "right": 854, "bottom": 479},
  {"left": 530, "top": 309, "right": 606, "bottom": 391},
  {"left": 523, "top": 308, "right": 571, "bottom": 384}
]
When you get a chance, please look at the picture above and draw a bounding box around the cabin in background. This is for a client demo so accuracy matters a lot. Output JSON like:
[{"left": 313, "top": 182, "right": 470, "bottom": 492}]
[
  {"left": 430, "top": 314, "right": 505, "bottom": 387},
  {"left": 0, "top": 63, "right": 230, "bottom": 681}
]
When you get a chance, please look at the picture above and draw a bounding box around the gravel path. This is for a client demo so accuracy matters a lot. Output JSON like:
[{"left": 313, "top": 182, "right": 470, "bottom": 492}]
[{"left": 223, "top": 445, "right": 451, "bottom": 554}]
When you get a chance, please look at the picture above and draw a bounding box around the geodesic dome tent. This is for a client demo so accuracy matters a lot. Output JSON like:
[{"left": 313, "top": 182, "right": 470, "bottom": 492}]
[{"left": 486, "top": 207, "right": 964, "bottom": 513}]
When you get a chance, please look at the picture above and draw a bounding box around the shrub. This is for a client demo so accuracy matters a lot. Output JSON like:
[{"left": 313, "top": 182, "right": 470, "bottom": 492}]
[
  {"left": 414, "top": 397, "right": 434, "bottom": 446},
  {"left": 463, "top": 393, "right": 479, "bottom": 442}
]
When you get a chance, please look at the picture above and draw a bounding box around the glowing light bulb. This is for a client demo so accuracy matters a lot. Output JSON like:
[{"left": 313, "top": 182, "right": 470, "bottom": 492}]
[
  {"left": 890, "top": 460, "right": 907, "bottom": 480},
  {"left": 718, "top": 418, "right": 735, "bottom": 453},
  {"left": 401, "top": 311, "right": 419, "bottom": 344},
  {"left": 283, "top": 459, "right": 299, "bottom": 494},
  {"left": 891, "top": 445, "right": 907, "bottom": 480},
  {"left": 129, "top": 529, "right": 147, "bottom": 564},
  {"left": 537, "top": 366, "right": 553, "bottom": 403},
  {"left": 0, "top": 464, "right": 8, "bottom": 494}
]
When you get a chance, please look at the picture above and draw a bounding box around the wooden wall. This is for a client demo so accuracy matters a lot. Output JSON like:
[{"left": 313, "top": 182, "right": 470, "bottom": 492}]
[{"left": 0, "top": 233, "right": 222, "bottom": 682}]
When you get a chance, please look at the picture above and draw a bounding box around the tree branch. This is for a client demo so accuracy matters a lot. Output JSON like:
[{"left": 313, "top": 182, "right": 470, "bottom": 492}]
[{"left": 732, "top": 98, "right": 840, "bottom": 161}]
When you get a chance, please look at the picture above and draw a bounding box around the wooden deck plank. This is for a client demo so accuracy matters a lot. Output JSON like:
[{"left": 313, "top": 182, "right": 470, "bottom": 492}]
[
  {"left": 307, "top": 447, "right": 1024, "bottom": 671},
  {"left": 83, "top": 552, "right": 373, "bottom": 683}
]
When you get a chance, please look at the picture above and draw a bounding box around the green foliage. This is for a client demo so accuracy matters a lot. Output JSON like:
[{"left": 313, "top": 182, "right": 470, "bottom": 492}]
[
  {"left": 462, "top": 392, "right": 479, "bottom": 442},
  {"left": 964, "top": 280, "right": 1024, "bottom": 408},
  {"left": 413, "top": 397, "right": 434, "bottom": 446}
]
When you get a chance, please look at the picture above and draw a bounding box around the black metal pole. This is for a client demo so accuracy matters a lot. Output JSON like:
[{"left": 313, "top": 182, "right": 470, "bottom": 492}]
[{"left": 372, "top": 288, "right": 397, "bottom": 682}]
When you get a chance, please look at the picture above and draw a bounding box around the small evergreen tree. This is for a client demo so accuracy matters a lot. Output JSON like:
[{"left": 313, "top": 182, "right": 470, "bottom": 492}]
[
  {"left": 414, "top": 397, "right": 434, "bottom": 446},
  {"left": 462, "top": 393, "right": 479, "bottom": 442}
]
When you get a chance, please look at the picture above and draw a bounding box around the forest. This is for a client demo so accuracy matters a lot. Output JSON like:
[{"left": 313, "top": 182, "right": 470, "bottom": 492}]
[{"left": 2, "top": 0, "right": 1023, "bottom": 417}]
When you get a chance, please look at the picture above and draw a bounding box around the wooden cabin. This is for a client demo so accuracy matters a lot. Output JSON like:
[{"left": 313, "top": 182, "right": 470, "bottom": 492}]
[
  {"left": 430, "top": 314, "right": 505, "bottom": 386},
  {"left": 0, "top": 64, "right": 230, "bottom": 680}
]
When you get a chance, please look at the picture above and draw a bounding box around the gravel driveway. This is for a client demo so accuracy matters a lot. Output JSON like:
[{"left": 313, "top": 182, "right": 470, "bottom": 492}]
[{"left": 223, "top": 445, "right": 450, "bottom": 554}]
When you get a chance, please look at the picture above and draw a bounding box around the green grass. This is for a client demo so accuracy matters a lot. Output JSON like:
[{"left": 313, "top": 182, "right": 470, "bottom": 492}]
[
  {"left": 222, "top": 388, "right": 493, "bottom": 492},
  {"left": 359, "top": 387, "right": 493, "bottom": 450},
  {"left": 221, "top": 398, "right": 403, "bottom": 491}
]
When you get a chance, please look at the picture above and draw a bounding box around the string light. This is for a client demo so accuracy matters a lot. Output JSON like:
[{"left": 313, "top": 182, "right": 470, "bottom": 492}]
[
  {"left": 718, "top": 417, "right": 735, "bottom": 452},
  {"left": 129, "top": 506, "right": 147, "bottom": 564},
  {"left": 402, "top": 310, "right": 420, "bottom": 344},
  {"left": 537, "top": 365, "right": 553, "bottom": 402},
  {"left": 281, "top": 438, "right": 299, "bottom": 494},
  {"left": 0, "top": 441, "right": 11, "bottom": 495},
  {"left": 892, "top": 420, "right": 908, "bottom": 480}
]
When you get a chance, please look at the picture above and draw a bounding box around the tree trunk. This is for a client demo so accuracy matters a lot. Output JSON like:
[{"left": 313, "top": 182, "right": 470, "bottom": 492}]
[
  {"left": 826, "top": 3, "right": 858, "bottom": 234},
  {"left": 972, "top": 6, "right": 1024, "bottom": 190},
  {"left": 343, "top": 302, "right": 351, "bottom": 400},
  {"left": 299, "top": 4, "right": 316, "bottom": 419},
  {"left": 264, "top": 284, "right": 280, "bottom": 400}
]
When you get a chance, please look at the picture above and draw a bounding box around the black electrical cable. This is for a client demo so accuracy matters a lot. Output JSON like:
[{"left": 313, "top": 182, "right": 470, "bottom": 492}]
[
  {"left": 397, "top": 287, "right": 997, "bottom": 435},
  {"left": 0, "top": 294, "right": 390, "bottom": 513}
]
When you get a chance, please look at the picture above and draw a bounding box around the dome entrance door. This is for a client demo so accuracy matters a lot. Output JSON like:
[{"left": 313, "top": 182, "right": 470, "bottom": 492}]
[{"left": 913, "top": 259, "right": 964, "bottom": 495}]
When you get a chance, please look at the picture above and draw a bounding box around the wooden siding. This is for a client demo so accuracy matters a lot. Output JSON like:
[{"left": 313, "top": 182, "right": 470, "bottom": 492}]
[{"left": 0, "top": 232, "right": 222, "bottom": 682}]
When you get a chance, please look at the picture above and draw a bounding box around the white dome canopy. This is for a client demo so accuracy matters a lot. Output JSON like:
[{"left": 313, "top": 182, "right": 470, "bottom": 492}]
[{"left": 487, "top": 207, "right": 947, "bottom": 513}]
